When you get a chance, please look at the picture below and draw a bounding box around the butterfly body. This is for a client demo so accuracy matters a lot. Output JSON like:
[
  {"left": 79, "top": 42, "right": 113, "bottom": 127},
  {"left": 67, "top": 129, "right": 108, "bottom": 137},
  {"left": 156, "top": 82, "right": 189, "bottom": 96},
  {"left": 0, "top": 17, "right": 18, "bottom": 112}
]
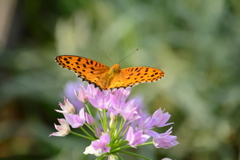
[
  {"left": 55, "top": 55, "right": 165, "bottom": 90},
  {"left": 101, "top": 64, "right": 120, "bottom": 89}
]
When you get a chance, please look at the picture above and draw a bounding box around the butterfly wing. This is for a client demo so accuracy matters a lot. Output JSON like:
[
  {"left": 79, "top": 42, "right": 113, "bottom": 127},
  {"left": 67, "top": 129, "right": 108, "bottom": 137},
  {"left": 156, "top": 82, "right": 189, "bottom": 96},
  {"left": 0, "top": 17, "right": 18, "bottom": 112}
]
[
  {"left": 55, "top": 55, "right": 109, "bottom": 89},
  {"left": 108, "top": 67, "right": 165, "bottom": 89}
]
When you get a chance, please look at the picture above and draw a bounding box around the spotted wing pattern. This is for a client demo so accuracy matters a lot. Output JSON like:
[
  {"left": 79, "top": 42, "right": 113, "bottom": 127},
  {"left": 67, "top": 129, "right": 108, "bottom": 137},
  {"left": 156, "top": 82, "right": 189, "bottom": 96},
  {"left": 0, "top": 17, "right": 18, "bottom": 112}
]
[
  {"left": 107, "top": 67, "right": 165, "bottom": 89},
  {"left": 55, "top": 55, "right": 109, "bottom": 89},
  {"left": 55, "top": 55, "right": 165, "bottom": 90}
]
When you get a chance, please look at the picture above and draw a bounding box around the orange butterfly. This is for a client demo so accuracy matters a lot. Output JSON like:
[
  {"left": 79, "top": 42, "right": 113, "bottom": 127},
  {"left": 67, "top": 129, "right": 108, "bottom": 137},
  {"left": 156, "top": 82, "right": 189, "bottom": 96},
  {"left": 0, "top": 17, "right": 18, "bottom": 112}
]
[{"left": 55, "top": 55, "right": 165, "bottom": 90}]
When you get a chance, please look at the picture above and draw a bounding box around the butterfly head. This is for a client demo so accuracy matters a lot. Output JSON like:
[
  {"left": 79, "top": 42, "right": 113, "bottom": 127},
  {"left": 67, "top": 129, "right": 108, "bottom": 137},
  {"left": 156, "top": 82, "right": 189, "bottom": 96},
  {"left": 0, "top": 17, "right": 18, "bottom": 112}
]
[{"left": 109, "top": 64, "right": 121, "bottom": 75}]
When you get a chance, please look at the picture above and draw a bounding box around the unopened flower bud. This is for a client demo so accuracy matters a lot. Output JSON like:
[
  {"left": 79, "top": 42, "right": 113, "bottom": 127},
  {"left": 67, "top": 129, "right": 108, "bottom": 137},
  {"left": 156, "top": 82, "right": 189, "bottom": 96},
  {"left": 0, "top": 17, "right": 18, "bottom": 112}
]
[
  {"left": 109, "top": 112, "right": 116, "bottom": 129},
  {"left": 108, "top": 154, "right": 118, "bottom": 160},
  {"left": 95, "top": 128, "right": 102, "bottom": 138},
  {"left": 85, "top": 113, "right": 94, "bottom": 125}
]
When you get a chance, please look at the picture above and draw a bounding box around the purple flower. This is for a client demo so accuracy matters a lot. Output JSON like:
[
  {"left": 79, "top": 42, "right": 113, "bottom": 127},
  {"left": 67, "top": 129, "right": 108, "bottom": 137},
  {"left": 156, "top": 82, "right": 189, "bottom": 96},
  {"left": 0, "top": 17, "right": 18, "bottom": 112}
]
[
  {"left": 49, "top": 119, "right": 70, "bottom": 137},
  {"left": 87, "top": 85, "right": 112, "bottom": 109},
  {"left": 137, "top": 116, "right": 156, "bottom": 131},
  {"left": 137, "top": 108, "right": 173, "bottom": 132},
  {"left": 110, "top": 88, "right": 131, "bottom": 111},
  {"left": 84, "top": 133, "right": 111, "bottom": 156},
  {"left": 63, "top": 81, "right": 85, "bottom": 111},
  {"left": 55, "top": 97, "right": 75, "bottom": 114},
  {"left": 95, "top": 128, "right": 102, "bottom": 138},
  {"left": 85, "top": 113, "right": 94, "bottom": 125},
  {"left": 92, "top": 133, "right": 111, "bottom": 152},
  {"left": 74, "top": 85, "right": 88, "bottom": 103},
  {"left": 64, "top": 108, "right": 85, "bottom": 128},
  {"left": 126, "top": 126, "right": 150, "bottom": 148},
  {"left": 110, "top": 90, "right": 140, "bottom": 122},
  {"left": 51, "top": 82, "right": 178, "bottom": 158},
  {"left": 111, "top": 88, "right": 131, "bottom": 103},
  {"left": 133, "top": 95, "right": 148, "bottom": 116},
  {"left": 85, "top": 84, "right": 99, "bottom": 97},
  {"left": 153, "top": 128, "right": 179, "bottom": 149},
  {"left": 152, "top": 108, "right": 173, "bottom": 127},
  {"left": 120, "top": 100, "right": 141, "bottom": 122}
]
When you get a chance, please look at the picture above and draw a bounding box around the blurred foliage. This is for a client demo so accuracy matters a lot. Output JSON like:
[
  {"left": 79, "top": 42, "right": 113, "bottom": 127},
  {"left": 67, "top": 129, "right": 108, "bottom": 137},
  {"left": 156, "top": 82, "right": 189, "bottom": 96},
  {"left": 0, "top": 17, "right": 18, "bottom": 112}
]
[{"left": 0, "top": 0, "right": 240, "bottom": 160}]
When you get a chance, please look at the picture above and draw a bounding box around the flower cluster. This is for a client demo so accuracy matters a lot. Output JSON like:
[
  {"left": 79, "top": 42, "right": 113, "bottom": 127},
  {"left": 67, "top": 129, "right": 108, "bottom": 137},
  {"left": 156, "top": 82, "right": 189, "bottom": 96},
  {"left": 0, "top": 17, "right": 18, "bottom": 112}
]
[{"left": 50, "top": 83, "right": 178, "bottom": 159}]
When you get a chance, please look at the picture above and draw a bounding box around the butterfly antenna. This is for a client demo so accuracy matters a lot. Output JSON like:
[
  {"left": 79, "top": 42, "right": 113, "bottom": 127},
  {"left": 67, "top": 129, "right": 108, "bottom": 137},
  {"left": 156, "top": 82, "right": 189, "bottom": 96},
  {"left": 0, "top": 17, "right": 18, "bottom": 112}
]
[
  {"left": 118, "top": 48, "right": 138, "bottom": 64},
  {"left": 102, "top": 48, "right": 116, "bottom": 63}
]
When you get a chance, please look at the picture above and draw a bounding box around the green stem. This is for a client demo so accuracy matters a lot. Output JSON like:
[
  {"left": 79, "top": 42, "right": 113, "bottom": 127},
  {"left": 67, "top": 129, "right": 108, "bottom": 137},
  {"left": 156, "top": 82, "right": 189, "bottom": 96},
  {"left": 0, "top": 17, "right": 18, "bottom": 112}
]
[
  {"left": 111, "top": 144, "right": 131, "bottom": 152},
  {"left": 85, "top": 103, "right": 92, "bottom": 117},
  {"left": 118, "top": 123, "right": 130, "bottom": 140},
  {"left": 111, "top": 117, "right": 124, "bottom": 144},
  {"left": 70, "top": 131, "right": 92, "bottom": 140},
  {"left": 116, "top": 118, "right": 126, "bottom": 138},
  {"left": 111, "top": 142, "right": 153, "bottom": 152},
  {"left": 102, "top": 109, "right": 108, "bottom": 132},
  {"left": 118, "top": 151, "right": 151, "bottom": 160},
  {"left": 118, "top": 154, "right": 124, "bottom": 160},
  {"left": 109, "top": 114, "right": 118, "bottom": 141},
  {"left": 80, "top": 127, "right": 95, "bottom": 140},
  {"left": 116, "top": 140, "right": 129, "bottom": 148},
  {"left": 85, "top": 123, "right": 95, "bottom": 134},
  {"left": 96, "top": 154, "right": 107, "bottom": 160},
  {"left": 136, "top": 141, "right": 153, "bottom": 147},
  {"left": 97, "top": 109, "right": 105, "bottom": 133},
  {"left": 98, "top": 109, "right": 103, "bottom": 123}
]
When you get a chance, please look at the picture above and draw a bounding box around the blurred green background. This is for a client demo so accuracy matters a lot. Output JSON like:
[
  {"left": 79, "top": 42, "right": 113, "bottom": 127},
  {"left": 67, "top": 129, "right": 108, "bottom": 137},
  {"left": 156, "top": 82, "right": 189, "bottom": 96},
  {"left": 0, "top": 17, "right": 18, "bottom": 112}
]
[{"left": 0, "top": 0, "right": 240, "bottom": 160}]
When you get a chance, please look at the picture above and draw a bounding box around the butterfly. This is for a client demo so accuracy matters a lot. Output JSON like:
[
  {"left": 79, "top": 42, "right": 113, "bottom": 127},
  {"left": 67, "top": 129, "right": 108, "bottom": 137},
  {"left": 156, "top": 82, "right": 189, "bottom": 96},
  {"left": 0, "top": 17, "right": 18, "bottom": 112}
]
[{"left": 55, "top": 55, "right": 165, "bottom": 90}]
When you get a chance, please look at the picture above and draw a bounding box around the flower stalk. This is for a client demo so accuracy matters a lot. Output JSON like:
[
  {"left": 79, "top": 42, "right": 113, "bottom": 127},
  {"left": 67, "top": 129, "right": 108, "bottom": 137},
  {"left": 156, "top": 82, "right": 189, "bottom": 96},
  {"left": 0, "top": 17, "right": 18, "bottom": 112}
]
[{"left": 50, "top": 84, "right": 178, "bottom": 159}]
